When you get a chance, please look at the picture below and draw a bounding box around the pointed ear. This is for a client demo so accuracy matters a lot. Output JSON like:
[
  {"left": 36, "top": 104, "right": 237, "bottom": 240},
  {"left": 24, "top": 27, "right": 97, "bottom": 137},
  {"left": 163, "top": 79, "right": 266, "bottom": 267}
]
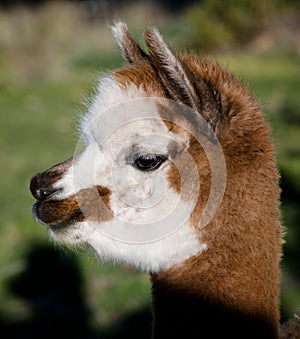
[
  {"left": 145, "top": 27, "right": 222, "bottom": 131},
  {"left": 111, "top": 21, "right": 148, "bottom": 64}
]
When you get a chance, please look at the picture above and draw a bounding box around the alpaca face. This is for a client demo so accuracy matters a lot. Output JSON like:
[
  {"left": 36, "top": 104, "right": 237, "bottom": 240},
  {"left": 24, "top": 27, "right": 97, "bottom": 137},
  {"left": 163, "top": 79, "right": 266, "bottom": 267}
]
[
  {"left": 30, "top": 77, "right": 208, "bottom": 272},
  {"left": 30, "top": 23, "right": 228, "bottom": 272}
]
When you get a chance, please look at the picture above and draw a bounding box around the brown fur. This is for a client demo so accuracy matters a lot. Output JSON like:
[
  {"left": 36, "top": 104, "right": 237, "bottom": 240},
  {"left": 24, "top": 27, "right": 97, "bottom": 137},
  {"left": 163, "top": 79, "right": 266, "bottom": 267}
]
[
  {"left": 152, "top": 62, "right": 282, "bottom": 337},
  {"left": 111, "top": 26, "right": 284, "bottom": 338}
]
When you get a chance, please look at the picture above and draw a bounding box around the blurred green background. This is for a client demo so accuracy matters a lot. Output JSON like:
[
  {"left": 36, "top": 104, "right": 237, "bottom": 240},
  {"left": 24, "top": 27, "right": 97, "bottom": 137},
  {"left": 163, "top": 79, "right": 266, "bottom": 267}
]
[{"left": 0, "top": 0, "right": 299, "bottom": 337}]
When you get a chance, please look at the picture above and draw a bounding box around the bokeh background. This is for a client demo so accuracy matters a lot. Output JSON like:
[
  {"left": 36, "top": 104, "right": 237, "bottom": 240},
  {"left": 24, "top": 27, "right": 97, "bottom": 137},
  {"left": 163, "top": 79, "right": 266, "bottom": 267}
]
[{"left": 0, "top": 0, "right": 299, "bottom": 337}]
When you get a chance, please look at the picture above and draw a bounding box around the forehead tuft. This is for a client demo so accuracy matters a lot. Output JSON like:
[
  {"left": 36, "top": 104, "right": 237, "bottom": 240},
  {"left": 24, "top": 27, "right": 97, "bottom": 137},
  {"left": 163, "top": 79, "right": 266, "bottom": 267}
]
[
  {"left": 80, "top": 67, "right": 165, "bottom": 138},
  {"left": 79, "top": 65, "right": 193, "bottom": 151}
]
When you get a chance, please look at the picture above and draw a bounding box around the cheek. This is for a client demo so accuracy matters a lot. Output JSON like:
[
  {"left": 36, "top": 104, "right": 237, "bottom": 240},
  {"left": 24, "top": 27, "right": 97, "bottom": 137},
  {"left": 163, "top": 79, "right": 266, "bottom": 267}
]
[
  {"left": 112, "top": 165, "right": 169, "bottom": 206},
  {"left": 106, "top": 185, "right": 195, "bottom": 245},
  {"left": 109, "top": 171, "right": 180, "bottom": 224},
  {"left": 93, "top": 164, "right": 113, "bottom": 188}
]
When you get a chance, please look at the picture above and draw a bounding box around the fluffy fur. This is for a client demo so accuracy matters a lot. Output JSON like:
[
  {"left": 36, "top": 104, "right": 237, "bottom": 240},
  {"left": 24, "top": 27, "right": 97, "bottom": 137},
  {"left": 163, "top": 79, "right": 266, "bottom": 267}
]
[{"left": 30, "top": 22, "right": 300, "bottom": 338}]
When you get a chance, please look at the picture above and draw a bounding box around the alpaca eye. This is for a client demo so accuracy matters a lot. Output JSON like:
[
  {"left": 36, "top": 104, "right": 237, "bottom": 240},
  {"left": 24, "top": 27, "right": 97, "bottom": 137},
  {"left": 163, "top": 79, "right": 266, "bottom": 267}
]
[{"left": 133, "top": 154, "right": 167, "bottom": 172}]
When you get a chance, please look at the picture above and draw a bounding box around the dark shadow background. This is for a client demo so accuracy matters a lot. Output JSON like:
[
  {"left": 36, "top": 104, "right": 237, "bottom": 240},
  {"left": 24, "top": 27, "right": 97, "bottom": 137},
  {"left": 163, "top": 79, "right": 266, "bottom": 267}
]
[
  {"left": 280, "top": 169, "right": 300, "bottom": 322},
  {"left": 0, "top": 244, "right": 152, "bottom": 338}
]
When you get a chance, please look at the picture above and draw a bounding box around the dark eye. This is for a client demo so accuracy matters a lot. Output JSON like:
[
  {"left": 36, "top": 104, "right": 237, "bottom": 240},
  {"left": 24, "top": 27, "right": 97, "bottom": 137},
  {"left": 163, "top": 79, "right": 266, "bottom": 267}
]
[{"left": 133, "top": 154, "right": 167, "bottom": 172}]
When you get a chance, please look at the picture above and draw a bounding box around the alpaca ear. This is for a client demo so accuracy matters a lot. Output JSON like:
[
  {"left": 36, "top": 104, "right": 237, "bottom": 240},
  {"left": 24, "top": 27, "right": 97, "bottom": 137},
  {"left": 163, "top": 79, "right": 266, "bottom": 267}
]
[
  {"left": 145, "top": 27, "right": 222, "bottom": 132},
  {"left": 111, "top": 21, "right": 148, "bottom": 63}
]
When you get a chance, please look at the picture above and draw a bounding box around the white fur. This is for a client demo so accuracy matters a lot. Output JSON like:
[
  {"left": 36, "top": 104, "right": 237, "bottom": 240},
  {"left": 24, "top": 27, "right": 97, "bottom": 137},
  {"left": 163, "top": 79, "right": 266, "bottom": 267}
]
[
  {"left": 50, "top": 76, "right": 207, "bottom": 272},
  {"left": 49, "top": 218, "right": 206, "bottom": 273}
]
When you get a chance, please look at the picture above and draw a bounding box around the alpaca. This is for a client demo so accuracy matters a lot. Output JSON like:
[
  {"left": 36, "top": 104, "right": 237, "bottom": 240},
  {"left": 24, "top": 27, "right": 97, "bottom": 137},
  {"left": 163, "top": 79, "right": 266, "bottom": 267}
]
[{"left": 30, "top": 23, "right": 299, "bottom": 338}]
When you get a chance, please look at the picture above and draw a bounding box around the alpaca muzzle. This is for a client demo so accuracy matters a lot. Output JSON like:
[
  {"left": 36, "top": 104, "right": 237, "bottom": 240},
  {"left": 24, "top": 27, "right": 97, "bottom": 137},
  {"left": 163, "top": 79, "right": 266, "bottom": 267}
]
[
  {"left": 30, "top": 156, "right": 113, "bottom": 229},
  {"left": 30, "top": 157, "right": 79, "bottom": 228}
]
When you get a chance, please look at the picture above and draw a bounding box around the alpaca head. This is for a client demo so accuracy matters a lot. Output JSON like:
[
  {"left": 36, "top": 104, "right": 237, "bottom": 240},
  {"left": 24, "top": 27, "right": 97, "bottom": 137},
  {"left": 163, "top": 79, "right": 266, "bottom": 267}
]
[{"left": 30, "top": 23, "right": 277, "bottom": 274}]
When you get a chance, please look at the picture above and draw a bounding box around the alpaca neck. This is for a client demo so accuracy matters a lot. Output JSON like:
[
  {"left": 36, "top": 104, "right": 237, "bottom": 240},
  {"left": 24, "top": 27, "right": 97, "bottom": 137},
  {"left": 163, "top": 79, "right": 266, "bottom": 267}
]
[
  {"left": 149, "top": 138, "right": 282, "bottom": 339},
  {"left": 150, "top": 238, "right": 280, "bottom": 339}
]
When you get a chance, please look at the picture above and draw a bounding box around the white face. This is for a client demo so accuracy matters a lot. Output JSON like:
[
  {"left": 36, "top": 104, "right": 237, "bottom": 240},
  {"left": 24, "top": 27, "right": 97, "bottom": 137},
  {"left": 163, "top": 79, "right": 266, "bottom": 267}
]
[{"left": 31, "top": 76, "right": 208, "bottom": 273}]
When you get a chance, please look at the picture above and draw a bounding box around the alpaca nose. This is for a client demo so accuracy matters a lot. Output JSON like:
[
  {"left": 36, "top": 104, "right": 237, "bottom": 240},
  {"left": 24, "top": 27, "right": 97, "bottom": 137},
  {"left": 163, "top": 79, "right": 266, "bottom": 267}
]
[{"left": 30, "top": 157, "right": 73, "bottom": 200}]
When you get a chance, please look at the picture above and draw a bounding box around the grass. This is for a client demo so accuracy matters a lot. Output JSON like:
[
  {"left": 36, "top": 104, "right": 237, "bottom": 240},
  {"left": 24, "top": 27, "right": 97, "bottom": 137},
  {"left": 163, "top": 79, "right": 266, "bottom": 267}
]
[{"left": 0, "top": 3, "right": 299, "bottom": 334}]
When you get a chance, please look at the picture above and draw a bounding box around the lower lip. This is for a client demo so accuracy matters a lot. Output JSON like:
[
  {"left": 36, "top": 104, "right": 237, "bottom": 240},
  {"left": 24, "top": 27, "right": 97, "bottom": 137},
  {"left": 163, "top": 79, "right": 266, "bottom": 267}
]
[
  {"left": 32, "top": 202, "right": 51, "bottom": 226},
  {"left": 32, "top": 203, "right": 43, "bottom": 224},
  {"left": 32, "top": 203, "right": 70, "bottom": 231}
]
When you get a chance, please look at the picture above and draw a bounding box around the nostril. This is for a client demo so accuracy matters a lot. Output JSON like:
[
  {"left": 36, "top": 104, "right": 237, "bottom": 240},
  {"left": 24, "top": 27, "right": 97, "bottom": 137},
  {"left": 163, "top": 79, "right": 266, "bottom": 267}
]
[
  {"left": 36, "top": 187, "right": 57, "bottom": 200},
  {"left": 30, "top": 174, "right": 59, "bottom": 200},
  {"left": 30, "top": 159, "right": 72, "bottom": 201}
]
